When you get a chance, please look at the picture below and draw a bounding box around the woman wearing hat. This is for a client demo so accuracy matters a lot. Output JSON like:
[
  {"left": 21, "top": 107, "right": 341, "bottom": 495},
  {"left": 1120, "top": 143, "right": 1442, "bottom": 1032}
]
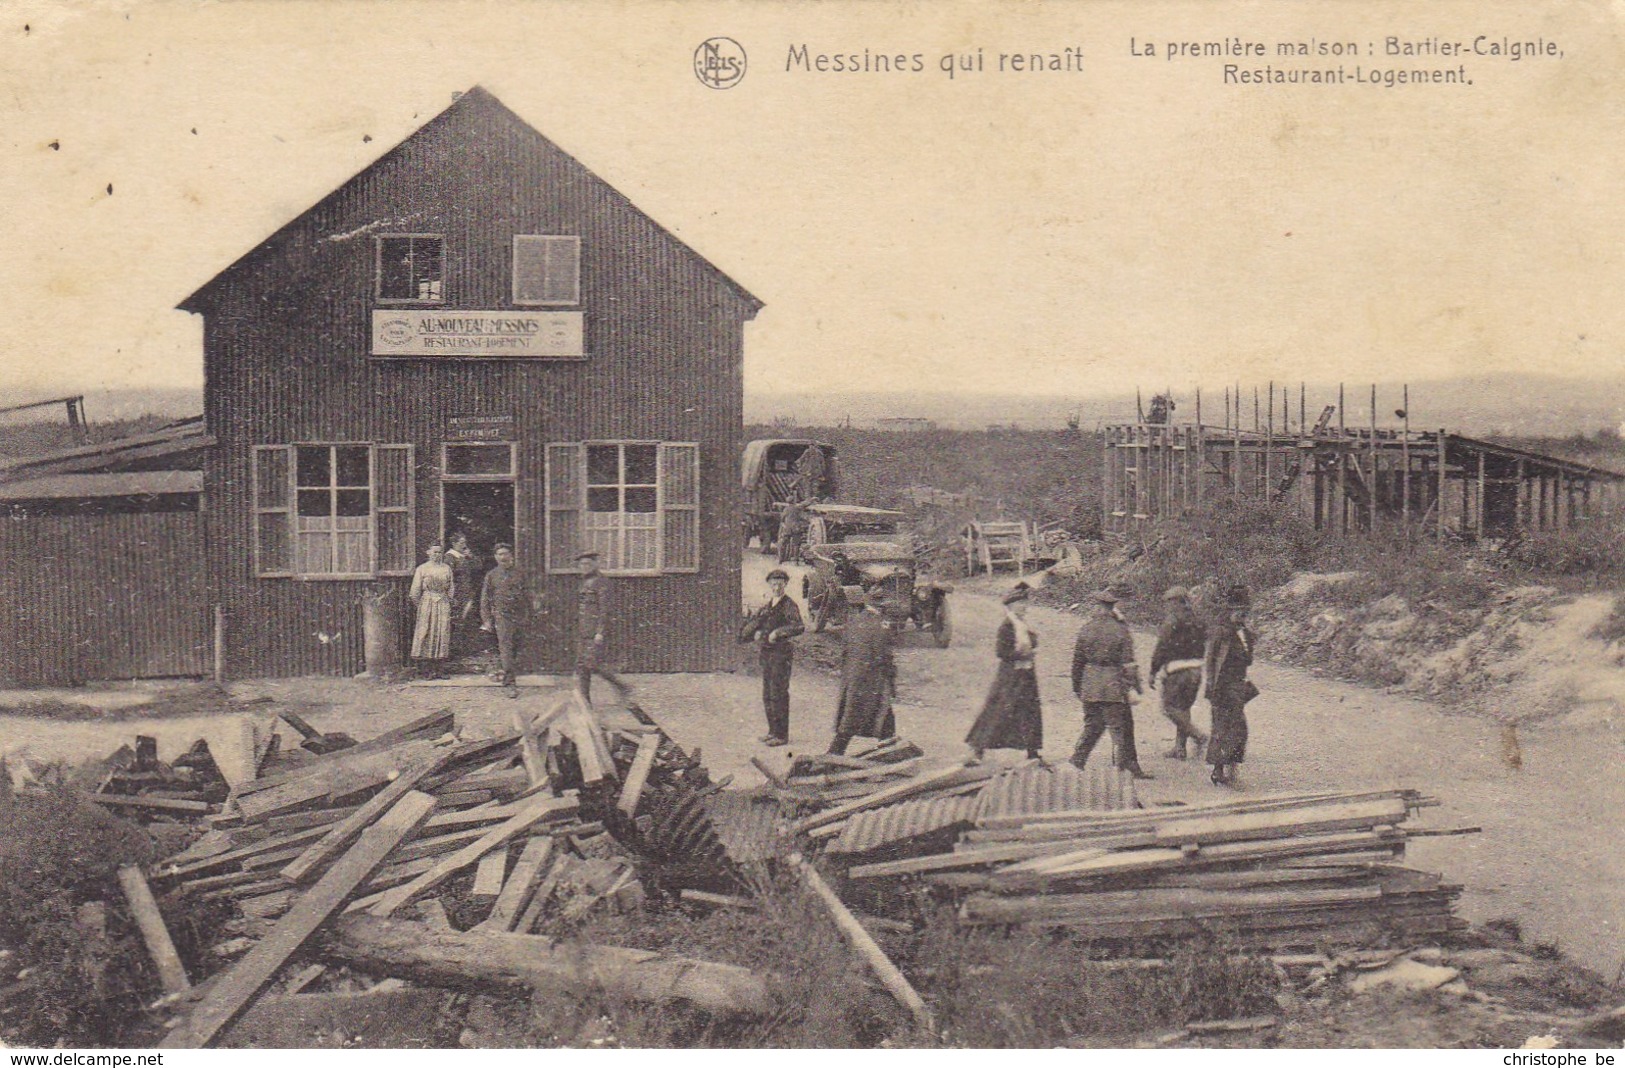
[
  {"left": 1204, "top": 584, "right": 1259, "bottom": 786},
  {"left": 965, "top": 583, "right": 1043, "bottom": 762}
]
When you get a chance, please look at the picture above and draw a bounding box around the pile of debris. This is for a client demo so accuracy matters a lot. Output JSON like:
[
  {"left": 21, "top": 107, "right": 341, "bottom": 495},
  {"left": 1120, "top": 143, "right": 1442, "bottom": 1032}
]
[{"left": 62, "top": 694, "right": 760, "bottom": 1048}]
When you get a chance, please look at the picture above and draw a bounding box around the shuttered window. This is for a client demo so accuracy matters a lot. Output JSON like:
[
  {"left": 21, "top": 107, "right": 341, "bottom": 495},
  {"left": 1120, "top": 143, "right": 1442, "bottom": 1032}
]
[
  {"left": 251, "top": 443, "right": 415, "bottom": 579},
  {"left": 544, "top": 441, "right": 700, "bottom": 574},
  {"left": 512, "top": 236, "right": 580, "bottom": 306}
]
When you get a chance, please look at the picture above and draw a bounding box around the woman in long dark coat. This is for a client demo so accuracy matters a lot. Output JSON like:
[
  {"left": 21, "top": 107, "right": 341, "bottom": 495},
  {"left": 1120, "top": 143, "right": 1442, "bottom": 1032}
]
[
  {"left": 1204, "top": 584, "right": 1258, "bottom": 786},
  {"left": 827, "top": 591, "right": 898, "bottom": 755},
  {"left": 966, "top": 584, "right": 1042, "bottom": 761}
]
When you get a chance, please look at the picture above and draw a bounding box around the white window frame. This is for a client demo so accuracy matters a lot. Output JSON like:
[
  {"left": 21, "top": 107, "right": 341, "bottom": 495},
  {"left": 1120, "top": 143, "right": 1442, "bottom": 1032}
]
[
  {"left": 375, "top": 233, "right": 446, "bottom": 304},
  {"left": 544, "top": 441, "right": 699, "bottom": 576},
  {"left": 251, "top": 443, "right": 416, "bottom": 580},
  {"left": 511, "top": 235, "right": 581, "bottom": 307}
]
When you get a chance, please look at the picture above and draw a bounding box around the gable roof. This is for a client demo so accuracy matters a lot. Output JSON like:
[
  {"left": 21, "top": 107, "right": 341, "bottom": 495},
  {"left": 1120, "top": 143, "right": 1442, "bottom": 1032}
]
[{"left": 178, "top": 86, "right": 762, "bottom": 316}]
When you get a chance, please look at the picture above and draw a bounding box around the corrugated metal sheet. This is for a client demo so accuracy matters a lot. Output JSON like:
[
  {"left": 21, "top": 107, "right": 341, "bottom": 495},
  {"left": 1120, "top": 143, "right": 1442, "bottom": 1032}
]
[
  {"left": 0, "top": 511, "right": 210, "bottom": 685},
  {"left": 192, "top": 89, "right": 753, "bottom": 678},
  {"left": 827, "top": 790, "right": 985, "bottom": 856},
  {"left": 0, "top": 471, "right": 202, "bottom": 501},
  {"left": 975, "top": 762, "right": 1138, "bottom": 822},
  {"left": 705, "top": 790, "right": 785, "bottom": 865}
]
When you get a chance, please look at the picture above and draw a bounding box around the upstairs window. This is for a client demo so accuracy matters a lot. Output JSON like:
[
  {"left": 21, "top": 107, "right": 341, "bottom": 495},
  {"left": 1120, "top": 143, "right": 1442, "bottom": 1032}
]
[
  {"left": 513, "top": 235, "right": 580, "bottom": 306},
  {"left": 377, "top": 235, "right": 444, "bottom": 302}
]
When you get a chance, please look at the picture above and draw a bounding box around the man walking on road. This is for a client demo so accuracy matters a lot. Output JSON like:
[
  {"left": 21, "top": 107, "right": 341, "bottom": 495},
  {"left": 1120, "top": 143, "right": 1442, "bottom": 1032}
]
[
  {"left": 575, "top": 550, "right": 631, "bottom": 704},
  {"left": 1150, "top": 586, "right": 1209, "bottom": 759},
  {"left": 1069, "top": 589, "right": 1153, "bottom": 779},
  {"left": 479, "top": 543, "right": 539, "bottom": 697},
  {"left": 827, "top": 589, "right": 898, "bottom": 755},
  {"left": 740, "top": 567, "right": 805, "bottom": 747}
]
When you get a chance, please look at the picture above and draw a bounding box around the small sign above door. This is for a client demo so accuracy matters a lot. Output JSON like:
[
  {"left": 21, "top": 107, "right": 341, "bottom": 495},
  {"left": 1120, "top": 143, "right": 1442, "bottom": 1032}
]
[{"left": 448, "top": 415, "right": 516, "bottom": 441}]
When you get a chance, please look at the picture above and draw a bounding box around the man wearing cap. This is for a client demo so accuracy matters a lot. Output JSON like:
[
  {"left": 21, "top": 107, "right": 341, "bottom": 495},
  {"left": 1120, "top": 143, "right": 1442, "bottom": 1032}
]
[
  {"left": 740, "top": 568, "right": 805, "bottom": 746},
  {"left": 575, "top": 550, "right": 630, "bottom": 703},
  {"left": 1204, "top": 584, "right": 1258, "bottom": 786},
  {"left": 1150, "top": 586, "right": 1209, "bottom": 759},
  {"left": 480, "top": 543, "right": 541, "bottom": 697},
  {"left": 827, "top": 588, "right": 897, "bottom": 756},
  {"left": 1069, "top": 589, "right": 1152, "bottom": 779}
]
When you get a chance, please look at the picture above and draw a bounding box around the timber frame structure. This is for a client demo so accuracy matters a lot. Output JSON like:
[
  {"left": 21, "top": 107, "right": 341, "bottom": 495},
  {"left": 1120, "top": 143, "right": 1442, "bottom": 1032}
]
[{"left": 1103, "top": 388, "right": 1625, "bottom": 540}]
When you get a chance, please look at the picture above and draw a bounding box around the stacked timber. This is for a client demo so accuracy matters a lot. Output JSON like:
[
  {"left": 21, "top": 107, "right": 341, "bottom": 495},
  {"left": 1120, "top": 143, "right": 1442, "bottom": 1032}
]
[{"left": 843, "top": 789, "right": 1475, "bottom": 950}]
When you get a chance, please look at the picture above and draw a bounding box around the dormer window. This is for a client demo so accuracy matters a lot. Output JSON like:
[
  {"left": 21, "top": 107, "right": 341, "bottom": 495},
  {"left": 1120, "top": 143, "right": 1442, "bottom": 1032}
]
[
  {"left": 377, "top": 235, "right": 444, "bottom": 302},
  {"left": 513, "top": 235, "right": 580, "bottom": 306}
]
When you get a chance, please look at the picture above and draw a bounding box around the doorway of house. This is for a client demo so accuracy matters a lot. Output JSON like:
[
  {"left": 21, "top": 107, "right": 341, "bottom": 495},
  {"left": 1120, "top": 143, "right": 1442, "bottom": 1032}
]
[{"left": 441, "top": 445, "right": 517, "bottom": 673}]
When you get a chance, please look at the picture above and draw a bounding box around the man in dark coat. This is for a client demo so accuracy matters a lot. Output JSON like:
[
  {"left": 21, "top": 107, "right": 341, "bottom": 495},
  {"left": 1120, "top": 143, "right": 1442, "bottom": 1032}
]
[
  {"left": 479, "top": 543, "right": 539, "bottom": 697},
  {"left": 1149, "top": 586, "right": 1209, "bottom": 759},
  {"left": 1204, "top": 584, "right": 1257, "bottom": 786},
  {"left": 740, "top": 568, "right": 805, "bottom": 747},
  {"left": 1069, "top": 589, "right": 1152, "bottom": 778},
  {"left": 966, "top": 583, "right": 1042, "bottom": 761},
  {"left": 827, "top": 590, "right": 897, "bottom": 755},
  {"left": 575, "top": 550, "right": 631, "bottom": 703}
]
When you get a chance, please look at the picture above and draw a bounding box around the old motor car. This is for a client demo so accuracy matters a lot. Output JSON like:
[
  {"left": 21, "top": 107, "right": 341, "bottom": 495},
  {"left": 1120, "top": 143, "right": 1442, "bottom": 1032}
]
[
  {"left": 740, "top": 439, "right": 839, "bottom": 553},
  {"left": 800, "top": 503, "right": 953, "bottom": 647}
]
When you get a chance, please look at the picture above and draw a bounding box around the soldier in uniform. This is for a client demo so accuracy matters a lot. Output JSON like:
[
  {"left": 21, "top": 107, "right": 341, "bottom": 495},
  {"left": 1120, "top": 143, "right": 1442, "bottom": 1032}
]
[
  {"left": 575, "top": 550, "right": 631, "bottom": 703},
  {"left": 479, "top": 543, "right": 539, "bottom": 697},
  {"left": 1149, "top": 586, "right": 1210, "bottom": 759},
  {"left": 739, "top": 567, "right": 805, "bottom": 747},
  {"left": 1069, "top": 589, "right": 1153, "bottom": 779}
]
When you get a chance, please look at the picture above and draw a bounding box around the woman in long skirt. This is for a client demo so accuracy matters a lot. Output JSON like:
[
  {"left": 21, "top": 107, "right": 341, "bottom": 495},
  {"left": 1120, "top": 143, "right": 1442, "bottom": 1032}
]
[
  {"left": 966, "top": 583, "right": 1043, "bottom": 761},
  {"left": 409, "top": 544, "right": 455, "bottom": 674},
  {"left": 1204, "top": 584, "right": 1257, "bottom": 786}
]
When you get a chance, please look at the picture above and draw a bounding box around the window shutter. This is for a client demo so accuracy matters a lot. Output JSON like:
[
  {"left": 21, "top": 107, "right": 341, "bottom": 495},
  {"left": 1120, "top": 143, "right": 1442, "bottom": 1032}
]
[
  {"left": 373, "top": 445, "right": 415, "bottom": 576},
  {"left": 546, "top": 442, "right": 585, "bottom": 573},
  {"left": 513, "top": 236, "right": 581, "bottom": 305},
  {"left": 659, "top": 442, "right": 700, "bottom": 573},
  {"left": 252, "top": 445, "right": 294, "bottom": 577}
]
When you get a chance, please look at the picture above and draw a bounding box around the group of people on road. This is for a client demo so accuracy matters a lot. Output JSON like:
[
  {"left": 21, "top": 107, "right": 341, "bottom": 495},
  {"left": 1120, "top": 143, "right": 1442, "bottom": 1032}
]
[
  {"left": 739, "top": 564, "right": 1259, "bottom": 786},
  {"left": 406, "top": 540, "right": 629, "bottom": 702}
]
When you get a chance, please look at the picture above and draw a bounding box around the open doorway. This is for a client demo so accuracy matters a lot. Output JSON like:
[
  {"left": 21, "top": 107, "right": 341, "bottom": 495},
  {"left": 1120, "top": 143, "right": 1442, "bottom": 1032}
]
[{"left": 441, "top": 479, "right": 516, "bottom": 671}]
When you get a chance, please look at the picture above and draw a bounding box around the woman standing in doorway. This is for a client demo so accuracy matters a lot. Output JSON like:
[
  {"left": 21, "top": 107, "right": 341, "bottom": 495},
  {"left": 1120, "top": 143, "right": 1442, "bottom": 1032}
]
[{"left": 409, "top": 544, "right": 455, "bottom": 677}]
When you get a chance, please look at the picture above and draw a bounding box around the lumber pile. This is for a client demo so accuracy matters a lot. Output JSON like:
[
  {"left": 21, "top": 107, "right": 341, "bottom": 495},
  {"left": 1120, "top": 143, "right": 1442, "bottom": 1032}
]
[{"left": 843, "top": 788, "right": 1474, "bottom": 950}]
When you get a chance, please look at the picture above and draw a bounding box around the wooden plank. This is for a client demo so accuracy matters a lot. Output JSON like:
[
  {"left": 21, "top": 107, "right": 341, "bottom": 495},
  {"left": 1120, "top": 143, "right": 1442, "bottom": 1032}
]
[
  {"left": 1152, "top": 798, "right": 1411, "bottom": 848},
  {"left": 616, "top": 735, "right": 660, "bottom": 816},
  {"left": 90, "top": 793, "right": 212, "bottom": 815},
  {"left": 423, "top": 802, "right": 522, "bottom": 829},
  {"left": 481, "top": 837, "right": 555, "bottom": 932},
  {"left": 116, "top": 865, "right": 190, "bottom": 995},
  {"left": 472, "top": 850, "right": 509, "bottom": 899},
  {"left": 279, "top": 753, "right": 443, "bottom": 884},
  {"left": 565, "top": 695, "right": 612, "bottom": 783},
  {"left": 367, "top": 793, "right": 579, "bottom": 917},
  {"left": 326, "top": 915, "right": 771, "bottom": 1016},
  {"left": 514, "top": 710, "right": 548, "bottom": 788},
  {"left": 975, "top": 789, "right": 1417, "bottom": 831},
  {"left": 232, "top": 740, "right": 439, "bottom": 822},
  {"left": 232, "top": 711, "right": 453, "bottom": 797},
  {"left": 749, "top": 756, "right": 789, "bottom": 789},
  {"left": 166, "top": 824, "right": 335, "bottom": 878},
  {"left": 793, "top": 855, "right": 933, "bottom": 1032},
  {"left": 786, "top": 758, "right": 926, "bottom": 788},
  {"left": 159, "top": 790, "right": 437, "bottom": 1048},
  {"left": 514, "top": 853, "right": 574, "bottom": 933},
  {"left": 789, "top": 763, "right": 995, "bottom": 836},
  {"left": 848, "top": 840, "right": 1099, "bottom": 880},
  {"left": 680, "top": 889, "right": 758, "bottom": 910}
]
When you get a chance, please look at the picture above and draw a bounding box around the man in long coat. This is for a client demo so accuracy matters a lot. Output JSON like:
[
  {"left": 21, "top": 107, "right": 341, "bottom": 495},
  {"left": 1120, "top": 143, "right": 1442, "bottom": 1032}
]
[
  {"left": 827, "top": 590, "right": 897, "bottom": 755},
  {"left": 1204, "top": 584, "right": 1257, "bottom": 786},
  {"left": 1149, "top": 586, "right": 1209, "bottom": 759},
  {"left": 1069, "top": 589, "right": 1153, "bottom": 778},
  {"left": 739, "top": 567, "right": 805, "bottom": 747}
]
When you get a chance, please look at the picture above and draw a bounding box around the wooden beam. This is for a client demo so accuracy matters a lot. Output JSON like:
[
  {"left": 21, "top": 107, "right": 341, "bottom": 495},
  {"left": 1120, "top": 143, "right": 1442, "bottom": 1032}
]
[
  {"left": 472, "top": 850, "right": 509, "bottom": 900},
  {"left": 159, "top": 791, "right": 438, "bottom": 1048},
  {"left": 481, "top": 837, "right": 555, "bottom": 932},
  {"left": 616, "top": 735, "right": 660, "bottom": 816},
  {"left": 279, "top": 754, "right": 442, "bottom": 884},
  {"left": 793, "top": 855, "right": 933, "bottom": 1032},
  {"left": 367, "top": 793, "right": 578, "bottom": 917},
  {"left": 514, "top": 710, "right": 548, "bottom": 788},
  {"left": 117, "top": 866, "right": 190, "bottom": 995},
  {"left": 326, "top": 915, "right": 772, "bottom": 1016},
  {"left": 789, "top": 763, "right": 994, "bottom": 836}
]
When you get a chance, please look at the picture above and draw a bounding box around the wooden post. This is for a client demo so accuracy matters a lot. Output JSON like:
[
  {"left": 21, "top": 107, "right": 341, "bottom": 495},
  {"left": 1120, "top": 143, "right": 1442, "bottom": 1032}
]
[
  {"left": 1401, "top": 385, "right": 1410, "bottom": 536},
  {"left": 1195, "top": 389, "right": 1204, "bottom": 513},
  {"left": 1337, "top": 384, "right": 1347, "bottom": 534},
  {"left": 1265, "top": 381, "right": 1274, "bottom": 501},
  {"left": 213, "top": 606, "right": 226, "bottom": 685},
  {"left": 1476, "top": 451, "right": 1487, "bottom": 538},
  {"left": 793, "top": 855, "right": 934, "bottom": 1033},
  {"left": 1233, "top": 414, "right": 1242, "bottom": 501},
  {"left": 1516, "top": 459, "right": 1527, "bottom": 531},
  {"left": 1436, "top": 431, "right": 1447, "bottom": 539},
  {"left": 117, "top": 866, "right": 191, "bottom": 996},
  {"left": 1369, "top": 385, "right": 1378, "bottom": 533}
]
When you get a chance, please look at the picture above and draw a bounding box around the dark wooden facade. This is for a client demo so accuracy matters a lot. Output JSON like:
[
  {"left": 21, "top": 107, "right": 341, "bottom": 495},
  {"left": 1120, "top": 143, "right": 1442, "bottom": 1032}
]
[
  {"left": 0, "top": 508, "right": 210, "bottom": 686},
  {"left": 181, "top": 88, "right": 760, "bottom": 678}
]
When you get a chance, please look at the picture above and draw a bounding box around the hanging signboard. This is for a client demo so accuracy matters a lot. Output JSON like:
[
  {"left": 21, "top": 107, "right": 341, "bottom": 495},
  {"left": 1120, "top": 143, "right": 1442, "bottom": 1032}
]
[{"left": 371, "top": 310, "right": 584, "bottom": 358}]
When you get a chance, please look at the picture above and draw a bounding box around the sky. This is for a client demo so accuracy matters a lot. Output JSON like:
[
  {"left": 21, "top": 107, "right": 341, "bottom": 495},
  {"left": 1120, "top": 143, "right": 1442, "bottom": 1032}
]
[{"left": 3, "top": 0, "right": 1624, "bottom": 402}]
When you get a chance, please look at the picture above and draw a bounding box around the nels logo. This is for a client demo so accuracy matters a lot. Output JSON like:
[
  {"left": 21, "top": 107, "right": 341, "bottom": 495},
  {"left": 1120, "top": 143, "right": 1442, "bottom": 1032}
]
[{"left": 694, "top": 37, "right": 746, "bottom": 89}]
